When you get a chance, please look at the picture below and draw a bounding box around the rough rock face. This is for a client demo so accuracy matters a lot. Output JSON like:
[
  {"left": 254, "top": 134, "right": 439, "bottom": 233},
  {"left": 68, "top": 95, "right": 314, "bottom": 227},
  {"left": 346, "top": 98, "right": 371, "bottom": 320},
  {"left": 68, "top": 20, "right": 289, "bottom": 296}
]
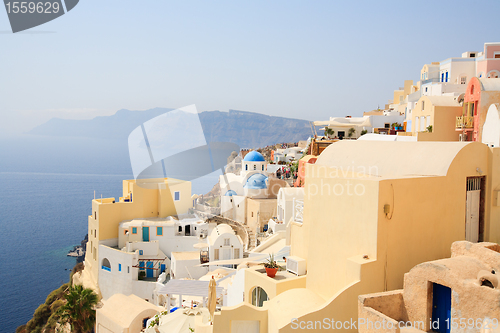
[{"left": 29, "top": 108, "right": 312, "bottom": 149}]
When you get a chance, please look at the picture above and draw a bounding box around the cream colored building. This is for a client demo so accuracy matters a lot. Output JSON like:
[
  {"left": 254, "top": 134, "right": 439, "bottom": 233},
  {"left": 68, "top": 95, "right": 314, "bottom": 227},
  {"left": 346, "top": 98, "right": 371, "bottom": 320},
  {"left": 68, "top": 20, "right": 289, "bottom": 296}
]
[
  {"left": 411, "top": 95, "right": 462, "bottom": 141},
  {"left": 358, "top": 241, "right": 500, "bottom": 333},
  {"left": 83, "top": 178, "right": 192, "bottom": 297},
  {"left": 212, "top": 140, "right": 500, "bottom": 333},
  {"left": 96, "top": 293, "right": 162, "bottom": 333}
]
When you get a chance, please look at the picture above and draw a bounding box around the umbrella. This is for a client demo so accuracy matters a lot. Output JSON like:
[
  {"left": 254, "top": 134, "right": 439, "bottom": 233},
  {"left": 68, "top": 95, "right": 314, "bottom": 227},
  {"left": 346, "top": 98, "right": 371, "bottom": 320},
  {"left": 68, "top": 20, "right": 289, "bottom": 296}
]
[{"left": 207, "top": 276, "right": 217, "bottom": 324}]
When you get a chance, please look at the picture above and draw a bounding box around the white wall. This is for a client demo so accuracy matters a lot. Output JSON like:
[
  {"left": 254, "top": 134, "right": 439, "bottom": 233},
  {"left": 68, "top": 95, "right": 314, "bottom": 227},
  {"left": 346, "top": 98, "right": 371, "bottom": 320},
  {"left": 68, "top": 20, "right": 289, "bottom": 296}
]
[
  {"left": 171, "top": 255, "right": 209, "bottom": 280},
  {"left": 98, "top": 245, "right": 137, "bottom": 300},
  {"left": 209, "top": 232, "right": 243, "bottom": 270},
  {"left": 482, "top": 104, "right": 500, "bottom": 147},
  {"left": 225, "top": 268, "right": 246, "bottom": 307},
  {"left": 221, "top": 195, "right": 246, "bottom": 223}
]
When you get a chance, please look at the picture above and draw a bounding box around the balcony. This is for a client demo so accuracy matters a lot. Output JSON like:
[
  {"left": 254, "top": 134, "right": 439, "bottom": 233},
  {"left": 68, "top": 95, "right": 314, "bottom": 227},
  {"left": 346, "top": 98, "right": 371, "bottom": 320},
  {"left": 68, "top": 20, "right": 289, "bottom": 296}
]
[{"left": 456, "top": 115, "right": 474, "bottom": 129}]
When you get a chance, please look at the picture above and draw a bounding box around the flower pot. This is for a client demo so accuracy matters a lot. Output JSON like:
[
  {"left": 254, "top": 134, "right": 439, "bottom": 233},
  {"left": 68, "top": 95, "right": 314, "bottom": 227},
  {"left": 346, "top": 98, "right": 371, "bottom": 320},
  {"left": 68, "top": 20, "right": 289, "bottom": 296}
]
[{"left": 265, "top": 267, "right": 278, "bottom": 278}]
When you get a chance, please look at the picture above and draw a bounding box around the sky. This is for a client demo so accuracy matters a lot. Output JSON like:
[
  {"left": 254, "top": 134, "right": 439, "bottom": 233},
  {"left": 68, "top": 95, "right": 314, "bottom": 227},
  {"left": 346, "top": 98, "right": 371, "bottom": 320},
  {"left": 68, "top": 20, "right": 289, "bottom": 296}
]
[{"left": 1, "top": 0, "right": 500, "bottom": 134}]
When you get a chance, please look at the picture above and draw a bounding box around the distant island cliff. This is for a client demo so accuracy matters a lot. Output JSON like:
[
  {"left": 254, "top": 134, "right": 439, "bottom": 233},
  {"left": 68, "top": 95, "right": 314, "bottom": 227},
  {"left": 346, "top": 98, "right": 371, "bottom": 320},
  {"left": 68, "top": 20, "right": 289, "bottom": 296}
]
[{"left": 29, "top": 108, "right": 313, "bottom": 148}]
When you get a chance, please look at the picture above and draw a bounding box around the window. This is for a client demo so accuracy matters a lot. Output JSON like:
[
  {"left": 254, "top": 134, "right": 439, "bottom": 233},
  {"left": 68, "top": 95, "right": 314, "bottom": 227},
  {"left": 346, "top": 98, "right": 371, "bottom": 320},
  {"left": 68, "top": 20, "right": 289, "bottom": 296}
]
[
  {"left": 252, "top": 212, "right": 254, "bottom": 217},
  {"left": 445, "top": 71, "right": 449, "bottom": 82},
  {"left": 157, "top": 226, "right": 163, "bottom": 236},
  {"left": 139, "top": 250, "right": 143, "bottom": 255},
  {"left": 234, "top": 248, "right": 240, "bottom": 258},
  {"left": 441, "top": 72, "right": 444, "bottom": 82},
  {"left": 132, "top": 227, "right": 137, "bottom": 234},
  {"left": 101, "top": 258, "right": 111, "bottom": 272},
  {"left": 262, "top": 165, "right": 264, "bottom": 171},
  {"left": 178, "top": 226, "right": 182, "bottom": 232},
  {"left": 495, "top": 54, "right": 500, "bottom": 59},
  {"left": 245, "top": 165, "right": 248, "bottom": 171},
  {"left": 422, "top": 101, "right": 425, "bottom": 109},
  {"left": 127, "top": 266, "right": 130, "bottom": 273},
  {"left": 139, "top": 261, "right": 145, "bottom": 270},
  {"left": 384, "top": 123, "right": 390, "bottom": 129},
  {"left": 425, "top": 87, "right": 428, "bottom": 92},
  {"left": 253, "top": 165, "right": 256, "bottom": 170},
  {"left": 214, "top": 249, "right": 219, "bottom": 260},
  {"left": 251, "top": 287, "right": 269, "bottom": 307},
  {"left": 224, "top": 238, "right": 230, "bottom": 246},
  {"left": 461, "top": 76, "right": 466, "bottom": 85},
  {"left": 470, "top": 53, "right": 475, "bottom": 58},
  {"left": 174, "top": 191, "right": 180, "bottom": 201},
  {"left": 119, "top": 263, "right": 122, "bottom": 272},
  {"left": 94, "top": 211, "right": 96, "bottom": 220}
]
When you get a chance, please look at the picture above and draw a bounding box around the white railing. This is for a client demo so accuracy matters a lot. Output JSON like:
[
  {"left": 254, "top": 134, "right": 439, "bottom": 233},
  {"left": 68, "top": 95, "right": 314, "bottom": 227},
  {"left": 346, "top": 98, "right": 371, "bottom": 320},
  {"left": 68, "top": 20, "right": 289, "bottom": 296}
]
[{"left": 293, "top": 199, "right": 304, "bottom": 223}]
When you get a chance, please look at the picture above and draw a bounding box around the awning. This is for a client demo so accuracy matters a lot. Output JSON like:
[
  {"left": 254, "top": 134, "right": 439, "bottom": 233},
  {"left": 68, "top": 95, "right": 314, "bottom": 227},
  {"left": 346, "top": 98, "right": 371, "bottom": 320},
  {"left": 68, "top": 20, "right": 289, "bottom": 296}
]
[
  {"left": 157, "top": 279, "right": 224, "bottom": 297},
  {"left": 196, "top": 253, "right": 269, "bottom": 267},
  {"left": 313, "top": 116, "right": 371, "bottom": 128}
]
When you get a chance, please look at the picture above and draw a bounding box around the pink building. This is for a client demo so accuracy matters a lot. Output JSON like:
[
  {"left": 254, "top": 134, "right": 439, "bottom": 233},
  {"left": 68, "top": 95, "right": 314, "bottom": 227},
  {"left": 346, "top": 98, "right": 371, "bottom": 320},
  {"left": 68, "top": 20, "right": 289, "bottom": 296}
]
[{"left": 476, "top": 42, "right": 500, "bottom": 79}]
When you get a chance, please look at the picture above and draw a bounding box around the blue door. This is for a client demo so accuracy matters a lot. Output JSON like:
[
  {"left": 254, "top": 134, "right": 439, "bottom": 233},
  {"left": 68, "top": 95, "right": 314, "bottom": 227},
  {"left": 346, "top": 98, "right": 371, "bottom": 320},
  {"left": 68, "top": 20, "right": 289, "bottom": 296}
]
[
  {"left": 146, "top": 261, "right": 154, "bottom": 278},
  {"left": 432, "top": 283, "right": 451, "bottom": 333},
  {"left": 160, "top": 264, "right": 166, "bottom": 274},
  {"left": 142, "top": 227, "right": 149, "bottom": 242}
]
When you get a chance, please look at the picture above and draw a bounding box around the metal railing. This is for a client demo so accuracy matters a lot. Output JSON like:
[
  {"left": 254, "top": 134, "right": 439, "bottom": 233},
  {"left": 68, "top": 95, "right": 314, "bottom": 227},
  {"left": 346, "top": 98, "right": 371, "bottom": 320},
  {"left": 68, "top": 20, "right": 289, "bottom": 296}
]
[{"left": 456, "top": 115, "right": 474, "bottom": 129}]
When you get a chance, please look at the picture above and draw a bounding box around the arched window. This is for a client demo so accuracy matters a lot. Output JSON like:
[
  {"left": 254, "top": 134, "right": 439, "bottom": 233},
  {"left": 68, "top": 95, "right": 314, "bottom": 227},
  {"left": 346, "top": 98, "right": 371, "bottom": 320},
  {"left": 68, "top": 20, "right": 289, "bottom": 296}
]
[
  {"left": 488, "top": 70, "right": 500, "bottom": 78},
  {"left": 254, "top": 165, "right": 256, "bottom": 170},
  {"left": 251, "top": 287, "right": 269, "bottom": 307},
  {"left": 102, "top": 258, "right": 111, "bottom": 271},
  {"left": 245, "top": 164, "right": 248, "bottom": 171},
  {"left": 262, "top": 165, "right": 264, "bottom": 171}
]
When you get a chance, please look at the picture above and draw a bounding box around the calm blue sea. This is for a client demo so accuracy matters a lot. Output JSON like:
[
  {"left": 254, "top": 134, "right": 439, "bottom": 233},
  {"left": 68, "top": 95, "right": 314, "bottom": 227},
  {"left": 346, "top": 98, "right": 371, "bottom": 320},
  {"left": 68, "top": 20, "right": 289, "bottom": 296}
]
[{"left": 0, "top": 135, "right": 219, "bottom": 332}]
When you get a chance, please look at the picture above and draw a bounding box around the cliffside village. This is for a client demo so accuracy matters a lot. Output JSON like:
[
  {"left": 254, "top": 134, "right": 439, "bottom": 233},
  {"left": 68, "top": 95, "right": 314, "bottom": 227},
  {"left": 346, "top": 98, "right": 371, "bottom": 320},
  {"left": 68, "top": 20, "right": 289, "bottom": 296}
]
[{"left": 73, "top": 42, "right": 500, "bottom": 333}]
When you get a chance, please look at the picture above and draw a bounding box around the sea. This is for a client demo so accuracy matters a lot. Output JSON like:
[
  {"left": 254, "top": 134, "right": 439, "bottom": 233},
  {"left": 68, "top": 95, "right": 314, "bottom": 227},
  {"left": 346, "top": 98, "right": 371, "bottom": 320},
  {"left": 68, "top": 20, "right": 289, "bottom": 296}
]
[{"left": 0, "top": 134, "right": 219, "bottom": 332}]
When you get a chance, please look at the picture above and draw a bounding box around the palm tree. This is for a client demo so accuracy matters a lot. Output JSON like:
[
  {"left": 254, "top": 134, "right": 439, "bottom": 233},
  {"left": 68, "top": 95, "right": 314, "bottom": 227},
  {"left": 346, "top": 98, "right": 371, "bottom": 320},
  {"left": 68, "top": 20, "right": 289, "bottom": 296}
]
[
  {"left": 324, "top": 127, "right": 334, "bottom": 138},
  {"left": 348, "top": 127, "right": 356, "bottom": 138},
  {"left": 59, "top": 285, "right": 98, "bottom": 333}
]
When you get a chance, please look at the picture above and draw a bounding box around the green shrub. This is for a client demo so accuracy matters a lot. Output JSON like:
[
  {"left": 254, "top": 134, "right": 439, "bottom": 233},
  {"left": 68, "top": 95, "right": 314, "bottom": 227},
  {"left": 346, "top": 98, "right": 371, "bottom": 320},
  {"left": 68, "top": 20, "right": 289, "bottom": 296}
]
[
  {"left": 45, "top": 283, "right": 69, "bottom": 305},
  {"left": 15, "top": 324, "right": 26, "bottom": 333}
]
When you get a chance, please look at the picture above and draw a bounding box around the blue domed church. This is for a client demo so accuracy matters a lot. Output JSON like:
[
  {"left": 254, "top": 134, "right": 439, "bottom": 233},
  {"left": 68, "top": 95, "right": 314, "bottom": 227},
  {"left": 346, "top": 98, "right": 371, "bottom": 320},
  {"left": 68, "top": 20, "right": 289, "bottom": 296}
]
[{"left": 219, "top": 150, "right": 288, "bottom": 230}]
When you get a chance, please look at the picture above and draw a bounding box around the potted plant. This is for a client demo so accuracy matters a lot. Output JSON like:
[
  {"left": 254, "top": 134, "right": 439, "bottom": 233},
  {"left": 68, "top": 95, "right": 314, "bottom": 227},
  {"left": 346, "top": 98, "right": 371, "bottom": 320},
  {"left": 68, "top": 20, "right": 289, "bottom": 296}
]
[{"left": 263, "top": 254, "right": 280, "bottom": 278}]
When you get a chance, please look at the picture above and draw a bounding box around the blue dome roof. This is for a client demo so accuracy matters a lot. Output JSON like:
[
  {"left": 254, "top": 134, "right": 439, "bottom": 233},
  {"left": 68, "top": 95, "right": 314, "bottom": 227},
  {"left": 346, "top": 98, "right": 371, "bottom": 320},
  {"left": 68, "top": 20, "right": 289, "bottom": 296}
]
[
  {"left": 243, "top": 151, "right": 265, "bottom": 162},
  {"left": 225, "top": 190, "right": 237, "bottom": 196},
  {"left": 244, "top": 173, "right": 268, "bottom": 189}
]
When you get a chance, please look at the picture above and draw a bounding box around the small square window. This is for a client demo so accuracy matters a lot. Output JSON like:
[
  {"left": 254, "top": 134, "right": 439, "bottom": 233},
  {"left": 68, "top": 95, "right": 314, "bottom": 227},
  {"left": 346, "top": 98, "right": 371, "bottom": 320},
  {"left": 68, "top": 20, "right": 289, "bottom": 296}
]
[
  {"left": 157, "top": 227, "right": 163, "bottom": 236},
  {"left": 132, "top": 227, "right": 137, "bottom": 234},
  {"left": 174, "top": 191, "right": 180, "bottom": 201},
  {"left": 224, "top": 238, "right": 230, "bottom": 246}
]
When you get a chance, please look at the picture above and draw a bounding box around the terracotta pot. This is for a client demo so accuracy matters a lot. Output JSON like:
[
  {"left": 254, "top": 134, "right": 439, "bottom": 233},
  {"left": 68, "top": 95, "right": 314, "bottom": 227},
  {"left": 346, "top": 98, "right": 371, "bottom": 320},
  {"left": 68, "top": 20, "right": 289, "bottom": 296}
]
[{"left": 265, "top": 267, "right": 278, "bottom": 278}]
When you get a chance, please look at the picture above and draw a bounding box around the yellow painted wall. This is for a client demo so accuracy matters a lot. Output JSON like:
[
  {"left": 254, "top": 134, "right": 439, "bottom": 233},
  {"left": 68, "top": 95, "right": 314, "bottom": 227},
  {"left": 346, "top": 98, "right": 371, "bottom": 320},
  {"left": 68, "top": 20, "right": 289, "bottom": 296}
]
[
  {"left": 84, "top": 178, "right": 191, "bottom": 288},
  {"left": 246, "top": 198, "right": 277, "bottom": 233},
  {"left": 412, "top": 96, "right": 462, "bottom": 141},
  {"left": 213, "top": 303, "right": 268, "bottom": 333},
  {"left": 244, "top": 269, "right": 307, "bottom": 304}
]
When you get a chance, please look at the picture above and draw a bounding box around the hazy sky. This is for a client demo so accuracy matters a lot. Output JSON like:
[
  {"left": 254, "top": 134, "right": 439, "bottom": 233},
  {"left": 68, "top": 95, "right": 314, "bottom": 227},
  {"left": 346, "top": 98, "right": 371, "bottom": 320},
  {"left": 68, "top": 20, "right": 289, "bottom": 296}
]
[{"left": 1, "top": 0, "right": 500, "bottom": 134}]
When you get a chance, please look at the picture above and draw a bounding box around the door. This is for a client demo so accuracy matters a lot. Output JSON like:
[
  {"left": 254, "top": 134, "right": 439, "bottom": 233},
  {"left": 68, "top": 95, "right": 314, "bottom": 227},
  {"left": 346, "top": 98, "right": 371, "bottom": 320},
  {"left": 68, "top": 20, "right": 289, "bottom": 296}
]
[
  {"left": 146, "top": 261, "right": 154, "bottom": 278},
  {"left": 143, "top": 227, "right": 149, "bottom": 242},
  {"left": 432, "top": 283, "right": 451, "bottom": 333},
  {"left": 466, "top": 178, "right": 480, "bottom": 242},
  {"left": 185, "top": 225, "right": 191, "bottom": 236}
]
